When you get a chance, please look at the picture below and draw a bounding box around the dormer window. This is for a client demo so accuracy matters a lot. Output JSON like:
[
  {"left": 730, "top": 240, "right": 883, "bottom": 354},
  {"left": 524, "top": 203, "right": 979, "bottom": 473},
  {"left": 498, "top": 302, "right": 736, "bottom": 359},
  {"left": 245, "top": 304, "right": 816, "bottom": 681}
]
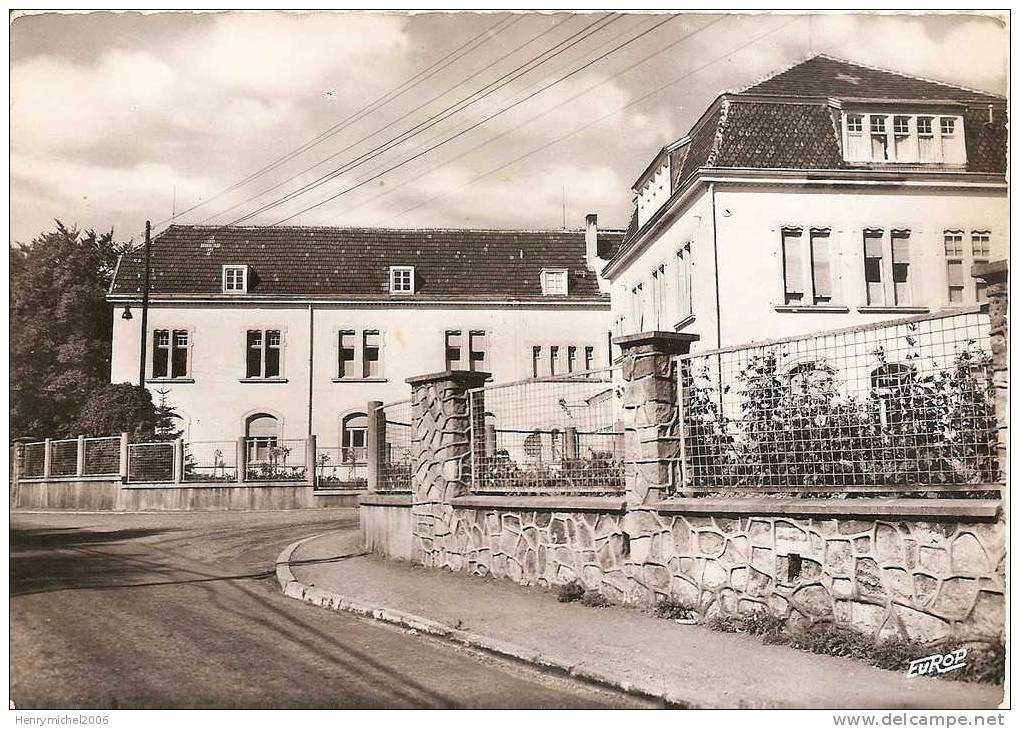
[
  {"left": 843, "top": 111, "right": 965, "bottom": 165},
  {"left": 389, "top": 266, "right": 414, "bottom": 294},
  {"left": 222, "top": 265, "right": 248, "bottom": 293},
  {"left": 541, "top": 269, "right": 568, "bottom": 296}
]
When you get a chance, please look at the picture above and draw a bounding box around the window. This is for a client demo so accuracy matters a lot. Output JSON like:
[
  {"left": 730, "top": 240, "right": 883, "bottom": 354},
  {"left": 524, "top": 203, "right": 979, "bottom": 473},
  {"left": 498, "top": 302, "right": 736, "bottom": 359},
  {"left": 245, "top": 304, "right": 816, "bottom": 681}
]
[
  {"left": 541, "top": 269, "right": 568, "bottom": 295},
  {"left": 246, "top": 329, "right": 282, "bottom": 379},
  {"left": 389, "top": 266, "right": 414, "bottom": 294},
  {"left": 584, "top": 346, "right": 596, "bottom": 372},
  {"left": 363, "top": 330, "right": 381, "bottom": 378},
  {"left": 944, "top": 231, "right": 965, "bottom": 304},
  {"left": 972, "top": 231, "right": 991, "bottom": 303},
  {"left": 223, "top": 265, "right": 247, "bottom": 293},
  {"left": 863, "top": 229, "right": 911, "bottom": 306},
  {"left": 444, "top": 330, "right": 462, "bottom": 370},
  {"left": 650, "top": 264, "right": 665, "bottom": 329},
  {"left": 567, "top": 345, "right": 577, "bottom": 373},
  {"left": 789, "top": 362, "right": 834, "bottom": 397},
  {"left": 810, "top": 228, "right": 832, "bottom": 304},
  {"left": 871, "top": 364, "right": 914, "bottom": 428},
  {"left": 676, "top": 242, "right": 693, "bottom": 322},
  {"left": 550, "top": 346, "right": 561, "bottom": 375},
  {"left": 152, "top": 329, "right": 190, "bottom": 379},
  {"left": 334, "top": 329, "right": 384, "bottom": 380},
  {"left": 532, "top": 346, "right": 543, "bottom": 378},
  {"left": 445, "top": 330, "right": 487, "bottom": 371},
  {"left": 341, "top": 413, "right": 368, "bottom": 464},
  {"left": 630, "top": 283, "right": 644, "bottom": 330},
  {"left": 338, "top": 330, "right": 356, "bottom": 378},
  {"left": 468, "top": 331, "right": 487, "bottom": 371},
  {"left": 246, "top": 413, "right": 279, "bottom": 463},
  {"left": 845, "top": 112, "right": 965, "bottom": 164},
  {"left": 870, "top": 115, "right": 888, "bottom": 160},
  {"left": 781, "top": 227, "right": 804, "bottom": 304}
]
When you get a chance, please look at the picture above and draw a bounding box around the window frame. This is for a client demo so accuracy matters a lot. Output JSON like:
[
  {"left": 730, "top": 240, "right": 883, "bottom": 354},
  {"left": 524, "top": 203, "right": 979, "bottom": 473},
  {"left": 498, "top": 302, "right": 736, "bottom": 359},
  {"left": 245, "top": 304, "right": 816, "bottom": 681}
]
[
  {"left": 389, "top": 266, "right": 415, "bottom": 294},
  {"left": 222, "top": 265, "right": 248, "bottom": 294},
  {"left": 843, "top": 111, "right": 965, "bottom": 165},
  {"left": 243, "top": 328, "right": 285, "bottom": 380},
  {"left": 150, "top": 328, "right": 193, "bottom": 380},
  {"left": 862, "top": 228, "right": 913, "bottom": 308},
  {"left": 540, "top": 268, "right": 569, "bottom": 296}
]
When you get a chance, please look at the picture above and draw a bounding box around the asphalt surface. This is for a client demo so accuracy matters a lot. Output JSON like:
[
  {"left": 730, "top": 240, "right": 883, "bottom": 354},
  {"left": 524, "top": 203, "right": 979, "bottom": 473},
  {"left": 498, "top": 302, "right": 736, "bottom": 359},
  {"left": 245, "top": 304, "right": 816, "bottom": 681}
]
[{"left": 10, "top": 509, "right": 655, "bottom": 709}]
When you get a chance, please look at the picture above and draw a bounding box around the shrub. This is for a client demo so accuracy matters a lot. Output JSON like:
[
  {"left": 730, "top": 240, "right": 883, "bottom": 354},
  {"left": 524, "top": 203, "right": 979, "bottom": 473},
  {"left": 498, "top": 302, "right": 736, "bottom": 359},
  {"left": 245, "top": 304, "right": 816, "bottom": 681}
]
[
  {"left": 654, "top": 596, "right": 697, "bottom": 621},
  {"left": 944, "top": 642, "right": 1006, "bottom": 684},
  {"left": 556, "top": 579, "right": 585, "bottom": 603},
  {"left": 580, "top": 590, "right": 611, "bottom": 608}
]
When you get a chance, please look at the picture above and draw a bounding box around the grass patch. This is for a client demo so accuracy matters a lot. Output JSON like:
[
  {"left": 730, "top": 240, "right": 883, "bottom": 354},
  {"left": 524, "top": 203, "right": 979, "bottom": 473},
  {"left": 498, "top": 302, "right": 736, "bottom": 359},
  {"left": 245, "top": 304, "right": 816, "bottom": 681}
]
[
  {"left": 704, "top": 610, "right": 1004, "bottom": 684},
  {"left": 556, "top": 579, "right": 585, "bottom": 603},
  {"left": 580, "top": 590, "right": 611, "bottom": 608},
  {"left": 653, "top": 595, "right": 697, "bottom": 621}
]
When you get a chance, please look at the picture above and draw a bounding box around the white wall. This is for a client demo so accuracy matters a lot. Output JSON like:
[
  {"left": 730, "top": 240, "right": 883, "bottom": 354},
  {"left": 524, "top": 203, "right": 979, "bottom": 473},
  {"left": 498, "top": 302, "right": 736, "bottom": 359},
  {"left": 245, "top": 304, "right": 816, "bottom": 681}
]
[
  {"left": 110, "top": 302, "right": 613, "bottom": 446},
  {"left": 610, "top": 183, "right": 1008, "bottom": 351}
]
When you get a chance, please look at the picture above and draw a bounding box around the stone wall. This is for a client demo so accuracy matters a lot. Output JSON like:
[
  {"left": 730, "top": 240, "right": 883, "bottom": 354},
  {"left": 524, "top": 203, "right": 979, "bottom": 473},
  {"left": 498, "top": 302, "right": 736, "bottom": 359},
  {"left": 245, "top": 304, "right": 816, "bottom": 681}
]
[{"left": 443, "top": 501, "right": 1005, "bottom": 642}]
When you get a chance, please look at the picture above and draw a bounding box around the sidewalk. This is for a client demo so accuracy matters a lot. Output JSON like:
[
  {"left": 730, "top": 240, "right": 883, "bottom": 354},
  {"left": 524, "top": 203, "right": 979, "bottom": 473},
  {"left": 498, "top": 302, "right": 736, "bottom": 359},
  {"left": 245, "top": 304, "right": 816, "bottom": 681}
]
[{"left": 282, "top": 529, "right": 1005, "bottom": 710}]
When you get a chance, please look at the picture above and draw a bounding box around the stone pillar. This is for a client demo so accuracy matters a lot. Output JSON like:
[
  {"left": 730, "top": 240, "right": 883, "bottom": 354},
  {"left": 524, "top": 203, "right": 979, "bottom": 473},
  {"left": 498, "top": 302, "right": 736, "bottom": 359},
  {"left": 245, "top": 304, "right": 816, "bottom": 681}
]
[
  {"left": 613, "top": 331, "right": 698, "bottom": 599},
  {"left": 12, "top": 443, "right": 23, "bottom": 489},
  {"left": 564, "top": 426, "right": 578, "bottom": 461},
  {"left": 76, "top": 435, "right": 86, "bottom": 477},
  {"left": 366, "top": 401, "right": 385, "bottom": 493},
  {"left": 119, "top": 432, "right": 129, "bottom": 482},
  {"left": 407, "top": 369, "right": 490, "bottom": 568},
  {"left": 483, "top": 423, "right": 497, "bottom": 458},
  {"left": 305, "top": 434, "right": 317, "bottom": 486},
  {"left": 43, "top": 438, "right": 52, "bottom": 480},
  {"left": 172, "top": 438, "right": 184, "bottom": 484},
  {"left": 973, "top": 260, "right": 1008, "bottom": 482},
  {"left": 237, "top": 437, "right": 248, "bottom": 483}
]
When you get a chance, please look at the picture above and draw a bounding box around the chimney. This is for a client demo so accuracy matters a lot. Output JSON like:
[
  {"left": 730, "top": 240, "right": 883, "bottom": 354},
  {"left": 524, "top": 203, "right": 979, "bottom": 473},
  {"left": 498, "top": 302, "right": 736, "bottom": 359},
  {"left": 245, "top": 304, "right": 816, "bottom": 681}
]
[{"left": 585, "top": 213, "right": 598, "bottom": 262}]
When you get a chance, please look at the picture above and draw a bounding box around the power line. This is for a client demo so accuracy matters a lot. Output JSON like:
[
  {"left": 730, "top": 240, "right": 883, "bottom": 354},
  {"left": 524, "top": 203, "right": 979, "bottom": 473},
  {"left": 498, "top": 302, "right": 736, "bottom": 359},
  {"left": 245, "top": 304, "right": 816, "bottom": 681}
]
[
  {"left": 135, "top": 14, "right": 517, "bottom": 242},
  {"left": 394, "top": 16, "right": 801, "bottom": 221},
  {"left": 265, "top": 14, "right": 677, "bottom": 226},
  {"left": 331, "top": 15, "right": 725, "bottom": 222},
  {"left": 197, "top": 13, "right": 579, "bottom": 226},
  {"left": 216, "top": 14, "right": 622, "bottom": 226}
]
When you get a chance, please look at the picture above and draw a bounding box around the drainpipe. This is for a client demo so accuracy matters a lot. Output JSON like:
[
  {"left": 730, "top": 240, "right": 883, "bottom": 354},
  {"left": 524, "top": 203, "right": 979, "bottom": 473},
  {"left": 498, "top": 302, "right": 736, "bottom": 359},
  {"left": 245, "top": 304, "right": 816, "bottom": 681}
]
[
  {"left": 307, "top": 304, "right": 314, "bottom": 436},
  {"left": 708, "top": 183, "right": 722, "bottom": 349}
]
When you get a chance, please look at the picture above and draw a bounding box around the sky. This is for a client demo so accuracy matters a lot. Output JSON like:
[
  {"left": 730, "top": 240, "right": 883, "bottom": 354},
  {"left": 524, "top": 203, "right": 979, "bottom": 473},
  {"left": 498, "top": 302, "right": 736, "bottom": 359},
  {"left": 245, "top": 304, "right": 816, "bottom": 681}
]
[{"left": 9, "top": 10, "right": 1009, "bottom": 245}]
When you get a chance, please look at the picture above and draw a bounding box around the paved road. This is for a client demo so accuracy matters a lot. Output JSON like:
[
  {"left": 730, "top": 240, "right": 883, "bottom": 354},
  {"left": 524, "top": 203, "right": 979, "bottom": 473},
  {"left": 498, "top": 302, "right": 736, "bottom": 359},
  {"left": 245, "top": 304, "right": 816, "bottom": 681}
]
[{"left": 10, "top": 509, "right": 654, "bottom": 709}]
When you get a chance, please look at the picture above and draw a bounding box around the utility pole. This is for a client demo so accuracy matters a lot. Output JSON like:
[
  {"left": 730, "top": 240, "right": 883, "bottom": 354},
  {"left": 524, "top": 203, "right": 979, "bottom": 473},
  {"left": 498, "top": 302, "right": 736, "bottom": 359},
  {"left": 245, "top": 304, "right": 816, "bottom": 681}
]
[{"left": 138, "top": 220, "right": 152, "bottom": 388}]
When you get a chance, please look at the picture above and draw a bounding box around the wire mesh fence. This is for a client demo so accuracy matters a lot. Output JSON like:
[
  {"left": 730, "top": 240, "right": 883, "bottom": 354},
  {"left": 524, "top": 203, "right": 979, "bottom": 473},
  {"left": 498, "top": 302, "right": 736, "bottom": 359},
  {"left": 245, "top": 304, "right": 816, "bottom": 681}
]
[
  {"left": 315, "top": 446, "right": 368, "bottom": 490},
  {"left": 48, "top": 439, "right": 79, "bottom": 477},
  {"left": 377, "top": 400, "right": 413, "bottom": 493},
  {"left": 127, "top": 442, "right": 175, "bottom": 483},
  {"left": 245, "top": 437, "right": 307, "bottom": 481},
  {"left": 469, "top": 367, "right": 626, "bottom": 496},
  {"left": 184, "top": 440, "right": 237, "bottom": 482},
  {"left": 21, "top": 442, "right": 46, "bottom": 478},
  {"left": 83, "top": 436, "right": 121, "bottom": 476},
  {"left": 677, "top": 307, "right": 999, "bottom": 496}
]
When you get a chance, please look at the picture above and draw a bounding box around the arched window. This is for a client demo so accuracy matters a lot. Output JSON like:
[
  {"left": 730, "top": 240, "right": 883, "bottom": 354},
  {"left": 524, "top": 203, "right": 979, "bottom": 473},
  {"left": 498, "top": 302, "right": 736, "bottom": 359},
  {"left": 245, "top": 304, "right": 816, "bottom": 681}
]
[
  {"left": 871, "top": 364, "right": 914, "bottom": 428},
  {"left": 788, "top": 362, "right": 835, "bottom": 397},
  {"left": 342, "top": 413, "right": 367, "bottom": 464},
  {"left": 246, "top": 413, "right": 279, "bottom": 463}
]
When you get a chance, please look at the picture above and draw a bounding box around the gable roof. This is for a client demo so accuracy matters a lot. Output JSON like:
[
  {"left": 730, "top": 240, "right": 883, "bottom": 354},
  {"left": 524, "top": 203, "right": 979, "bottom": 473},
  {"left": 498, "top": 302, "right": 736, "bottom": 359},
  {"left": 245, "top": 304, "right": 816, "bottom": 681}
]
[
  {"left": 109, "top": 224, "right": 623, "bottom": 302},
  {"left": 742, "top": 54, "right": 1004, "bottom": 104}
]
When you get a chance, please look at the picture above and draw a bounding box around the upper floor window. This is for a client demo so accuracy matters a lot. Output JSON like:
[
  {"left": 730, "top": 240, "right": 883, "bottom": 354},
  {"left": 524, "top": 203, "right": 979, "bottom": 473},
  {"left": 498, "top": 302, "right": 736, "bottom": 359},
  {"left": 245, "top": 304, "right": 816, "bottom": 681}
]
[
  {"left": 863, "top": 229, "right": 912, "bottom": 307},
  {"left": 246, "top": 329, "right": 282, "bottom": 379},
  {"left": 223, "top": 265, "right": 248, "bottom": 293},
  {"left": 944, "top": 230, "right": 993, "bottom": 305},
  {"left": 781, "top": 227, "right": 832, "bottom": 306},
  {"left": 676, "top": 242, "right": 693, "bottom": 322},
  {"left": 530, "top": 343, "right": 598, "bottom": 377},
  {"left": 843, "top": 112, "right": 965, "bottom": 165},
  {"left": 337, "top": 329, "right": 384, "bottom": 380},
  {"left": 541, "top": 269, "right": 568, "bottom": 295},
  {"left": 445, "top": 329, "right": 487, "bottom": 371},
  {"left": 152, "top": 329, "right": 190, "bottom": 379},
  {"left": 389, "top": 266, "right": 415, "bottom": 294}
]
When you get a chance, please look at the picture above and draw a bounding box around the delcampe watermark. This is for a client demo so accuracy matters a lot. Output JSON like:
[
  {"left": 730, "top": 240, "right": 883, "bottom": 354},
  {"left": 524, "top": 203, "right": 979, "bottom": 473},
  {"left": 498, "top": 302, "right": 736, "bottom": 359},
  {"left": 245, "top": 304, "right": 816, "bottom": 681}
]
[{"left": 907, "top": 648, "right": 967, "bottom": 677}]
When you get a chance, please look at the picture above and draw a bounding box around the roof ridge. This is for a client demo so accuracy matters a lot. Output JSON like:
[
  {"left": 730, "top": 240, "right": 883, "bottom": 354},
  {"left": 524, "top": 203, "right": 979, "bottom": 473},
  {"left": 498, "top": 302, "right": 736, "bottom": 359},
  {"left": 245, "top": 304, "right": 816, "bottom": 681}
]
[{"left": 735, "top": 51, "right": 824, "bottom": 94}]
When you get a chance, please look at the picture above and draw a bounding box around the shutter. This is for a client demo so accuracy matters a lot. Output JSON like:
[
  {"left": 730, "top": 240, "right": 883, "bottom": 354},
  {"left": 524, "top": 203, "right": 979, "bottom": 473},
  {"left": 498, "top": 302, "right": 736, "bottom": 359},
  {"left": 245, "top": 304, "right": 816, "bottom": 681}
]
[
  {"left": 782, "top": 229, "right": 803, "bottom": 300},
  {"left": 811, "top": 230, "right": 831, "bottom": 299},
  {"left": 864, "top": 232, "right": 884, "bottom": 259},
  {"left": 891, "top": 232, "right": 911, "bottom": 263}
]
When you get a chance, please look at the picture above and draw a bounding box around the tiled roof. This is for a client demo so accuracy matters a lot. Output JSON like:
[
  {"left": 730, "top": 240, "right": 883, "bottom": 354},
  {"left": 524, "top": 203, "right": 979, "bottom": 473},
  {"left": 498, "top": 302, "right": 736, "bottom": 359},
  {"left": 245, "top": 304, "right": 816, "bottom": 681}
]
[
  {"left": 742, "top": 54, "right": 1004, "bottom": 103},
  {"left": 109, "top": 225, "right": 623, "bottom": 301},
  {"left": 615, "top": 54, "right": 1007, "bottom": 257}
]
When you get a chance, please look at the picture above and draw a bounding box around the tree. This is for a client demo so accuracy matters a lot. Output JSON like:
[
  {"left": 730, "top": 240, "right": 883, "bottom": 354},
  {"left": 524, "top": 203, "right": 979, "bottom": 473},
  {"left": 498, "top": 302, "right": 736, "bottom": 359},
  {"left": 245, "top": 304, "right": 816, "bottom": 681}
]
[
  {"left": 72, "top": 383, "right": 159, "bottom": 441},
  {"left": 10, "top": 222, "right": 130, "bottom": 438}
]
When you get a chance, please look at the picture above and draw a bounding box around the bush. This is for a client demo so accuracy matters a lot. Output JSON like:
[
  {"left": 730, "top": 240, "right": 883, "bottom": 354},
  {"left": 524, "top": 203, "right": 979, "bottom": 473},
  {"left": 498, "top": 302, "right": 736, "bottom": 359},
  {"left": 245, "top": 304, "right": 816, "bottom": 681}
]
[
  {"left": 654, "top": 596, "right": 697, "bottom": 621},
  {"left": 73, "top": 383, "right": 159, "bottom": 441},
  {"left": 580, "top": 590, "right": 611, "bottom": 608},
  {"left": 944, "top": 642, "right": 1006, "bottom": 684},
  {"left": 556, "top": 579, "right": 585, "bottom": 603}
]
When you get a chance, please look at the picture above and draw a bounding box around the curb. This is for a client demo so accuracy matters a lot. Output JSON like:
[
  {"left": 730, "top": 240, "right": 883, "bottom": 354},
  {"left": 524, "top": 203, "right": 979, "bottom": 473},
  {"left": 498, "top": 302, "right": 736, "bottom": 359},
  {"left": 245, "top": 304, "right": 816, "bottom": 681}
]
[{"left": 275, "top": 531, "right": 692, "bottom": 709}]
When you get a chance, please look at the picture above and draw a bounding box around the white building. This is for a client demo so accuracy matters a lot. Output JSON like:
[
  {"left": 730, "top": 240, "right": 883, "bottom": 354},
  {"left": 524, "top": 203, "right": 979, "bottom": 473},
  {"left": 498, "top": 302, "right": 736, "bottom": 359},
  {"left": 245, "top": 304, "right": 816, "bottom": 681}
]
[
  {"left": 604, "top": 54, "right": 1008, "bottom": 351},
  {"left": 107, "top": 220, "right": 622, "bottom": 462}
]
